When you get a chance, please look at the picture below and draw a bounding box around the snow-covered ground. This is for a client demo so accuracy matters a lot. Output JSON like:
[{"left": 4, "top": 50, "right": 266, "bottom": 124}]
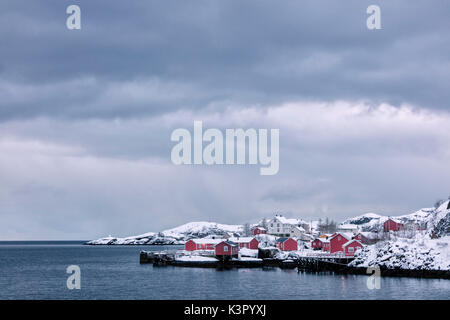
[
  {"left": 232, "top": 257, "right": 262, "bottom": 262},
  {"left": 239, "top": 248, "right": 258, "bottom": 258},
  {"left": 349, "top": 235, "right": 450, "bottom": 271},
  {"left": 175, "top": 255, "right": 219, "bottom": 262}
]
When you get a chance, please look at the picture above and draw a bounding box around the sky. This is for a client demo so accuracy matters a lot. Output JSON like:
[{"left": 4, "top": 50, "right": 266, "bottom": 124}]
[{"left": 1, "top": 0, "right": 450, "bottom": 240}]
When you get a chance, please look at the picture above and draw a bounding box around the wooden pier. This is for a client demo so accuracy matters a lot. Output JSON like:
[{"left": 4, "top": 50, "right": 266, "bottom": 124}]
[
  {"left": 139, "top": 250, "right": 354, "bottom": 270},
  {"left": 139, "top": 250, "right": 450, "bottom": 279}
]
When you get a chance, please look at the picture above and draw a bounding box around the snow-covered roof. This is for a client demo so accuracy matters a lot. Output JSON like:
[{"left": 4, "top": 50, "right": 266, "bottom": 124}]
[
  {"left": 273, "top": 215, "right": 307, "bottom": 225},
  {"left": 356, "top": 232, "right": 373, "bottom": 238},
  {"left": 293, "top": 226, "right": 306, "bottom": 232},
  {"left": 276, "top": 237, "right": 293, "bottom": 243},
  {"left": 387, "top": 218, "right": 403, "bottom": 224},
  {"left": 213, "top": 240, "right": 239, "bottom": 247},
  {"left": 343, "top": 239, "right": 363, "bottom": 247},
  {"left": 253, "top": 226, "right": 266, "bottom": 231},
  {"left": 319, "top": 234, "right": 332, "bottom": 238},
  {"left": 330, "top": 232, "right": 353, "bottom": 241},
  {"left": 229, "top": 237, "right": 256, "bottom": 243},
  {"left": 189, "top": 238, "right": 223, "bottom": 244},
  {"left": 298, "top": 233, "right": 314, "bottom": 240},
  {"left": 338, "top": 224, "right": 359, "bottom": 230}
]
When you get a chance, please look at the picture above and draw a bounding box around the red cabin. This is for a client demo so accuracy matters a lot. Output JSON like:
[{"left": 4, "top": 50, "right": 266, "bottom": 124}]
[
  {"left": 383, "top": 219, "right": 404, "bottom": 232},
  {"left": 329, "top": 233, "right": 351, "bottom": 253},
  {"left": 343, "top": 240, "right": 363, "bottom": 256},
  {"left": 354, "top": 233, "right": 369, "bottom": 244},
  {"left": 276, "top": 237, "right": 298, "bottom": 251},
  {"left": 252, "top": 227, "right": 267, "bottom": 235},
  {"left": 229, "top": 237, "right": 259, "bottom": 249},
  {"left": 311, "top": 238, "right": 330, "bottom": 251},
  {"left": 215, "top": 241, "right": 239, "bottom": 258},
  {"left": 184, "top": 239, "right": 221, "bottom": 251}
]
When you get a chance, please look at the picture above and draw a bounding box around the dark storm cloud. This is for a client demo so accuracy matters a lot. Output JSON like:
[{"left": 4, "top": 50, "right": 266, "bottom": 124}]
[{"left": 0, "top": 0, "right": 449, "bottom": 121}]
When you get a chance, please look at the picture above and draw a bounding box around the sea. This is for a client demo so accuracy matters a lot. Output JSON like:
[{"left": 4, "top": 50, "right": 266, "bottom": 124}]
[{"left": 0, "top": 241, "right": 448, "bottom": 300}]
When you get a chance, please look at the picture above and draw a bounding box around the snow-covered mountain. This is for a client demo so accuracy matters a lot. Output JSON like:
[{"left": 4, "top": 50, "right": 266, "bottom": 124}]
[{"left": 86, "top": 221, "right": 243, "bottom": 245}]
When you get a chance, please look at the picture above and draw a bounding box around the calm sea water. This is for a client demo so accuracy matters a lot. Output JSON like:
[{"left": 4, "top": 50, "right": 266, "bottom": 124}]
[{"left": 0, "top": 241, "right": 448, "bottom": 300}]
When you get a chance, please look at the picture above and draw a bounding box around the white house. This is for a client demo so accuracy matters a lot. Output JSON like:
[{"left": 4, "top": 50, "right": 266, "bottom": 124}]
[{"left": 267, "top": 215, "right": 310, "bottom": 237}]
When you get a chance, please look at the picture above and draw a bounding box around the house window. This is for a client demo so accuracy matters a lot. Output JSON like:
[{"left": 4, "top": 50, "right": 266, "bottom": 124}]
[
  {"left": 224, "top": 246, "right": 228, "bottom": 252},
  {"left": 338, "top": 236, "right": 341, "bottom": 241},
  {"left": 348, "top": 247, "right": 354, "bottom": 252}
]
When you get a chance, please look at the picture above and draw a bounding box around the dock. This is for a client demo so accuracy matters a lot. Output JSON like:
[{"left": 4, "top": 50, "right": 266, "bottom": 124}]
[{"left": 139, "top": 250, "right": 353, "bottom": 270}]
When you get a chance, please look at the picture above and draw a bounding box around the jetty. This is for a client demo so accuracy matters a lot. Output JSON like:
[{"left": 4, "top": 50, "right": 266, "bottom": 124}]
[
  {"left": 139, "top": 250, "right": 450, "bottom": 279},
  {"left": 139, "top": 250, "right": 354, "bottom": 270}
]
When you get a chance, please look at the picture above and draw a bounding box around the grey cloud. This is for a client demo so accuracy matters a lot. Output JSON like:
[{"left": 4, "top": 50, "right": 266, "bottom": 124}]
[
  {"left": 1, "top": 1, "right": 450, "bottom": 239},
  {"left": 0, "top": 0, "right": 449, "bottom": 122}
]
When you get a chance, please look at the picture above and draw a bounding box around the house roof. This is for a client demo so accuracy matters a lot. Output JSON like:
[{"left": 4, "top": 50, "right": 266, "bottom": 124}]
[
  {"left": 319, "top": 234, "right": 332, "bottom": 238},
  {"left": 214, "top": 240, "right": 238, "bottom": 247},
  {"left": 229, "top": 237, "right": 256, "bottom": 243},
  {"left": 298, "top": 233, "right": 314, "bottom": 240},
  {"left": 190, "top": 238, "right": 223, "bottom": 244},
  {"left": 356, "top": 232, "right": 372, "bottom": 238},
  {"left": 343, "top": 240, "right": 363, "bottom": 248},
  {"left": 273, "top": 215, "right": 308, "bottom": 226},
  {"left": 387, "top": 218, "right": 403, "bottom": 224},
  {"left": 253, "top": 226, "right": 266, "bottom": 231},
  {"left": 276, "top": 237, "right": 293, "bottom": 243},
  {"left": 330, "top": 232, "right": 353, "bottom": 241}
]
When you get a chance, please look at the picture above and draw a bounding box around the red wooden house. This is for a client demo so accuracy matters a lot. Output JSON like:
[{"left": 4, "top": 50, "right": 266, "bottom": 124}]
[
  {"left": 184, "top": 238, "right": 221, "bottom": 251},
  {"left": 311, "top": 238, "right": 330, "bottom": 251},
  {"left": 354, "top": 232, "right": 370, "bottom": 244},
  {"left": 252, "top": 227, "right": 267, "bottom": 235},
  {"left": 276, "top": 237, "right": 298, "bottom": 251},
  {"left": 343, "top": 240, "right": 363, "bottom": 256},
  {"left": 214, "top": 241, "right": 239, "bottom": 258},
  {"left": 383, "top": 219, "right": 404, "bottom": 232},
  {"left": 229, "top": 237, "right": 259, "bottom": 249},
  {"left": 329, "top": 233, "right": 351, "bottom": 253}
]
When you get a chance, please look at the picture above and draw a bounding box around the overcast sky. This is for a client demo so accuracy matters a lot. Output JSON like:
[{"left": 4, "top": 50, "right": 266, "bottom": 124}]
[{"left": 1, "top": 1, "right": 450, "bottom": 240}]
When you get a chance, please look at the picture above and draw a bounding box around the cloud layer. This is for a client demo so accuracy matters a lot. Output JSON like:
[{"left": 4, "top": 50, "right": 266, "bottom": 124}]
[{"left": 0, "top": 1, "right": 449, "bottom": 239}]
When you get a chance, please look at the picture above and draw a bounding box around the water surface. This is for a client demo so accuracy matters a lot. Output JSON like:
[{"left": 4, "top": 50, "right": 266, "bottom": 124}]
[{"left": 0, "top": 242, "right": 448, "bottom": 299}]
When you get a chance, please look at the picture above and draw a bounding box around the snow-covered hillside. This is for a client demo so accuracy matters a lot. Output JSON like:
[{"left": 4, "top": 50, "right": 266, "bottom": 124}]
[
  {"left": 86, "top": 221, "right": 243, "bottom": 245},
  {"left": 349, "top": 235, "right": 450, "bottom": 271},
  {"left": 161, "top": 222, "right": 242, "bottom": 239},
  {"left": 342, "top": 200, "right": 450, "bottom": 236},
  {"left": 347, "top": 201, "right": 450, "bottom": 271}
]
